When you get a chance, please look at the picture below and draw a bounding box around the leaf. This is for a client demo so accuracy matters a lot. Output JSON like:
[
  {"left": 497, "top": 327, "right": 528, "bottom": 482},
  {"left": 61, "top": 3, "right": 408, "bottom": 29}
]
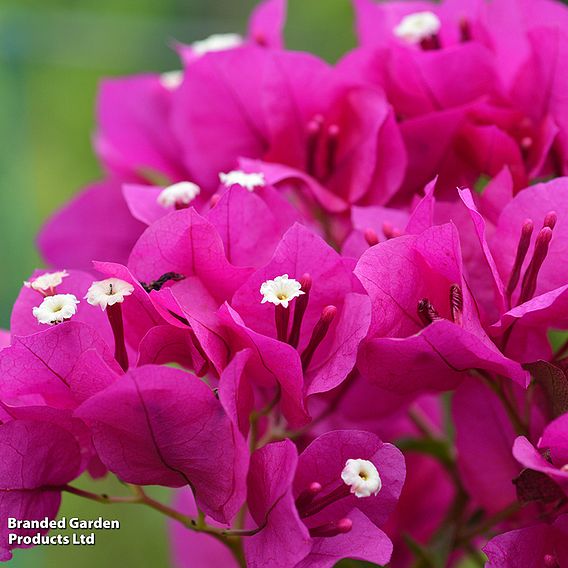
[
  {"left": 525, "top": 360, "right": 568, "bottom": 418},
  {"left": 513, "top": 468, "right": 565, "bottom": 504},
  {"left": 395, "top": 437, "right": 453, "bottom": 468}
]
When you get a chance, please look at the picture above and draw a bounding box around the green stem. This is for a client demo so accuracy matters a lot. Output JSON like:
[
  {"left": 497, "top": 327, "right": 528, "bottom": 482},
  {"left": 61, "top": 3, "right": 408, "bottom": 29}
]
[
  {"left": 456, "top": 502, "right": 521, "bottom": 547},
  {"left": 478, "top": 372, "right": 528, "bottom": 436},
  {"left": 63, "top": 484, "right": 259, "bottom": 567}
]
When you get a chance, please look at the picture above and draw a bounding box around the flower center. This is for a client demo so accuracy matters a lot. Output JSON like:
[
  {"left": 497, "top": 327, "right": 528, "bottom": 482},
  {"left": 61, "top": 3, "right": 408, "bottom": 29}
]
[
  {"left": 394, "top": 11, "right": 441, "bottom": 47},
  {"left": 86, "top": 278, "right": 134, "bottom": 311},
  {"left": 24, "top": 270, "right": 69, "bottom": 297},
  {"left": 294, "top": 458, "right": 381, "bottom": 538},
  {"left": 341, "top": 458, "right": 382, "bottom": 498},
  {"left": 260, "top": 274, "right": 337, "bottom": 370},
  {"left": 32, "top": 294, "right": 79, "bottom": 325},
  {"left": 157, "top": 181, "right": 201, "bottom": 209},
  {"left": 219, "top": 170, "right": 265, "bottom": 191}
]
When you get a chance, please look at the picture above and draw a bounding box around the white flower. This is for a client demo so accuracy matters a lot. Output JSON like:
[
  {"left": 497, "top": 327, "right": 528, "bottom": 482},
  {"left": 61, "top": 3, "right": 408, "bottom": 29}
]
[
  {"left": 219, "top": 170, "right": 265, "bottom": 191},
  {"left": 160, "top": 70, "right": 183, "bottom": 90},
  {"left": 24, "top": 270, "right": 68, "bottom": 292},
  {"left": 32, "top": 294, "right": 79, "bottom": 325},
  {"left": 85, "top": 278, "right": 134, "bottom": 311},
  {"left": 393, "top": 11, "right": 441, "bottom": 44},
  {"left": 260, "top": 274, "right": 305, "bottom": 309},
  {"left": 341, "top": 458, "right": 382, "bottom": 498},
  {"left": 157, "top": 181, "right": 201, "bottom": 208},
  {"left": 191, "top": 33, "right": 243, "bottom": 57}
]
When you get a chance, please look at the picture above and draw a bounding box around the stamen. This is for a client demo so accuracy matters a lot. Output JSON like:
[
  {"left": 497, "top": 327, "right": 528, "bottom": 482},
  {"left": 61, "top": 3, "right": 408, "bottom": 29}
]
[
  {"left": 306, "top": 115, "right": 324, "bottom": 176},
  {"left": 506, "top": 219, "right": 534, "bottom": 301},
  {"left": 295, "top": 481, "right": 322, "bottom": 511},
  {"left": 299, "top": 483, "right": 351, "bottom": 518},
  {"left": 417, "top": 298, "right": 442, "bottom": 326},
  {"left": 518, "top": 226, "right": 553, "bottom": 304},
  {"left": 459, "top": 18, "right": 472, "bottom": 42},
  {"left": 544, "top": 554, "right": 559, "bottom": 568},
  {"left": 420, "top": 34, "right": 441, "bottom": 50},
  {"left": 543, "top": 210, "right": 558, "bottom": 230},
  {"left": 325, "top": 124, "right": 340, "bottom": 178},
  {"left": 301, "top": 305, "right": 337, "bottom": 371},
  {"left": 288, "top": 274, "right": 312, "bottom": 348},
  {"left": 210, "top": 194, "right": 221, "bottom": 208},
  {"left": 364, "top": 228, "right": 380, "bottom": 247},
  {"left": 382, "top": 222, "right": 402, "bottom": 240},
  {"left": 309, "top": 518, "right": 352, "bottom": 538},
  {"left": 449, "top": 284, "right": 463, "bottom": 326},
  {"left": 520, "top": 136, "right": 533, "bottom": 150}
]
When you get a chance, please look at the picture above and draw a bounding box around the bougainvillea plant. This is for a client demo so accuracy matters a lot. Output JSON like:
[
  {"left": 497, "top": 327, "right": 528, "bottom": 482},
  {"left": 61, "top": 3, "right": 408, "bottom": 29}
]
[{"left": 3, "top": 0, "right": 568, "bottom": 566}]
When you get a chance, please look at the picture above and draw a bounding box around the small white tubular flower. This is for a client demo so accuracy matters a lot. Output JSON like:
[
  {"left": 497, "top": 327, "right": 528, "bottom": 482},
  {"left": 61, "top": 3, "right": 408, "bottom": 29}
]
[
  {"left": 341, "top": 459, "right": 382, "bottom": 498},
  {"left": 85, "top": 278, "right": 134, "bottom": 311},
  {"left": 160, "top": 70, "right": 183, "bottom": 90},
  {"left": 219, "top": 170, "right": 265, "bottom": 191},
  {"left": 157, "top": 181, "right": 201, "bottom": 208},
  {"left": 24, "top": 270, "right": 69, "bottom": 292},
  {"left": 260, "top": 274, "right": 305, "bottom": 309},
  {"left": 191, "top": 33, "right": 243, "bottom": 57},
  {"left": 393, "top": 11, "right": 441, "bottom": 44},
  {"left": 32, "top": 294, "right": 79, "bottom": 325}
]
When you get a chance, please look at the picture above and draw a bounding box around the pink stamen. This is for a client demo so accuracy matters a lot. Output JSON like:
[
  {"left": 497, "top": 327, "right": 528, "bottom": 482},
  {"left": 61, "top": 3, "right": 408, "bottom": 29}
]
[
  {"left": 520, "top": 136, "right": 533, "bottom": 150},
  {"left": 543, "top": 210, "right": 558, "bottom": 230},
  {"left": 299, "top": 483, "right": 351, "bottom": 519},
  {"left": 210, "top": 194, "right": 221, "bottom": 208},
  {"left": 295, "top": 482, "right": 322, "bottom": 511},
  {"left": 420, "top": 34, "right": 441, "bottom": 50},
  {"left": 364, "top": 228, "right": 380, "bottom": 247},
  {"left": 506, "top": 219, "right": 534, "bottom": 301},
  {"left": 382, "top": 222, "right": 402, "bottom": 240},
  {"left": 449, "top": 284, "right": 463, "bottom": 326},
  {"left": 519, "top": 226, "right": 553, "bottom": 304},
  {"left": 459, "top": 18, "right": 472, "bottom": 42},
  {"left": 301, "top": 305, "right": 337, "bottom": 371},
  {"left": 325, "top": 124, "right": 340, "bottom": 178},
  {"left": 417, "top": 298, "right": 442, "bottom": 326},
  {"left": 306, "top": 115, "right": 324, "bottom": 177},
  {"left": 288, "top": 274, "right": 312, "bottom": 348},
  {"left": 543, "top": 554, "right": 559, "bottom": 568},
  {"left": 309, "top": 518, "right": 353, "bottom": 538}
]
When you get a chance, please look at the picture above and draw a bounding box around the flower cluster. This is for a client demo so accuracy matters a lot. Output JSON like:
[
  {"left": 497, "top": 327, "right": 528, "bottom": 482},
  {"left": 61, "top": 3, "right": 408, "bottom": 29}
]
[{"left": 3, "top": 0, "right": 568, "bottom": 566}]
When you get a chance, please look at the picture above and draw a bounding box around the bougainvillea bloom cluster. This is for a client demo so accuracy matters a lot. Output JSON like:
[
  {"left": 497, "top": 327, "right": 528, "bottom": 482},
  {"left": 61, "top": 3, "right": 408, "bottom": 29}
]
[{"left": 3, "top": 0, "right": 568, "bottom": 566}]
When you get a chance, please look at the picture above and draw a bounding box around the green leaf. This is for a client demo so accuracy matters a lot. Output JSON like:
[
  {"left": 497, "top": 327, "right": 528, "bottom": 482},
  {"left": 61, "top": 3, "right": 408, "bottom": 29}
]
[{"left": 395, "top": 437, "right": 453, "bottom": 468}]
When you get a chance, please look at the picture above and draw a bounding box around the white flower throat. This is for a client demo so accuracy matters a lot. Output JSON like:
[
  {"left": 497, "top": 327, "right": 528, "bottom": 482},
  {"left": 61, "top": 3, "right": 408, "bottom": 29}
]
[{"left": 260, "top": 274, "right": 305, "bottom": 309}]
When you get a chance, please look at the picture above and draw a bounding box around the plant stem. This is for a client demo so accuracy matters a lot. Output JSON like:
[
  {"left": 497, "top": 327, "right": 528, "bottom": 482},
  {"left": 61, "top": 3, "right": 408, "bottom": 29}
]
[{"left": 63, "top": 484, "right": 259, "bottom": 567}]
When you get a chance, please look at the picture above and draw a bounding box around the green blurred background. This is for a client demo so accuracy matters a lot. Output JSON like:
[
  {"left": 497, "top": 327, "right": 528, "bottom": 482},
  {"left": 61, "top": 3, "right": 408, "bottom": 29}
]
[{"left": 0, "top": 0, "right": 354, "bottom": 566}]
